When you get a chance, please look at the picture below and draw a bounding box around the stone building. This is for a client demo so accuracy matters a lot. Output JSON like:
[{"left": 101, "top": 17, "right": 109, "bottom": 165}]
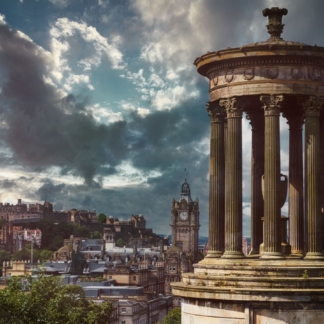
[
  {"left": 172, "top": 7, "right": 324, "bottom": 323},
  {"left": 164, "top": 179, "right": 201, "bottom": 307},
  {"left": 170, "top": 179, "right": 200, "bottom": 264}
]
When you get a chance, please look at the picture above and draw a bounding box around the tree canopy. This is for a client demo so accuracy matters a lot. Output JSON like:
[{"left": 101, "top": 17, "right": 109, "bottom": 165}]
[
  {"left": 157, "top": 307, "right": 181, "bottom": 324},
  {"left": 115, "top": 238, "right": 126, "bottom": 247},
  {"left": 0, "top": 274, "right": 115, "bottom": 324},
  {"left": 97, "top": 213, "right": 107, "bottom": 224}
]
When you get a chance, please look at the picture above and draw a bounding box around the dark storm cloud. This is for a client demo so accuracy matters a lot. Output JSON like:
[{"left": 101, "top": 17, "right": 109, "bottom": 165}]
[
  {"left": 128, "top": 98, "right": 209, "bottom": 172},
  {"left": 0, "top": 23, "right": 128, "bottom": 185},
  {"left": 36, "top": 181, "right": 66, "bottom": 201},
  {"left": 0, "top": 179, "right": 17, "bottom": 189}
]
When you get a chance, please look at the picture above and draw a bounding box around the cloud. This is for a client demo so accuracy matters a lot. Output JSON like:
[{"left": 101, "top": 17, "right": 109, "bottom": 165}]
[
  {"left": 36, "top": 181, "right": 67, "bottom": 201},
  {"left": 0, "top": 23, "right": 129, "bottom": 186}
]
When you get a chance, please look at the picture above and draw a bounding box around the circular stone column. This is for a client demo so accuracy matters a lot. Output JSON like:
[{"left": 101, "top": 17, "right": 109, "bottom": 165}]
[
  {"left": 220, "top": 97, "right": 244, "bottom": 259},
  {"left": 205, "top": 101, "right": 225, "bottom": 258},
  {"left": 302, "top": 96, "right": 324, "bottom": 260},
  {"left": 284, "top": 111, "right": 304, "bottom": 256},
  {"left": 260, "top": 94, "right": 285, "bottom": 259}
]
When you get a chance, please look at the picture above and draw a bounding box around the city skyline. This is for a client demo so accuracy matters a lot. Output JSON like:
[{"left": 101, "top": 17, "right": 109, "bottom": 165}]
[{"left": 0, "top": 0, "right": 323, "bottom": 236}]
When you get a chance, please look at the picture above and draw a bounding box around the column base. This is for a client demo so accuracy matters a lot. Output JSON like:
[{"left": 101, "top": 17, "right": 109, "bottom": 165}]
[
  {"left": 249, "top": 248, "right": 260, "bottom": 255},
  {"left": 304, "top": 252, "right": 324, "bottom": 260},
  {"left": 205, "top": 251, "right": 223, "bottom": 258},
  {"left": 260, "top": 252, "right": 285, "bottom": 260},
  {"left": 221, "top": 251, "right": 245, "bottom": 259},
  {"left": 291, "top": 250, "right": 304, "bottom": 258}
]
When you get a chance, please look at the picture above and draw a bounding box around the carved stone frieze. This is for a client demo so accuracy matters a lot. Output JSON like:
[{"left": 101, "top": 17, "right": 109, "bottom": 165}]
[
  {"left": 267, "top": 66, "right": 279, "bottom": 79},
  {"left": 225, "top": 70, "right": 234, "bottom": 83},
  {"left": 308, "top": 67, "right": 323, "bottom": 81},
  {"left": 301, "top": 96, "right": 323, "bottom": 117},
  {"left": 219, "top": 97, "right": 245, "bottom": 118},
  {"left": 206, "top": 101, "right": 225, "bottom": 122},
  {"left": 291, "top": 67, "right": 303, "bottom": 79},
  {"left": 244, "top": 68, "right": 254, "bottom": 80},
  {"left": 206, "top": 57, "right": 324, "bottom": 76},
  {"left": 212, "top": 75, "right": 218, "bottom": 86},
  {"left": 260, "top": 94, "right": 284, "bottom": 116}
]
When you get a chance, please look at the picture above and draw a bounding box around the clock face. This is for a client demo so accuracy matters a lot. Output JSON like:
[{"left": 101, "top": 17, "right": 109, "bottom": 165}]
[{"left": 179, "top": 212, "right": 188, "bottom": 220}]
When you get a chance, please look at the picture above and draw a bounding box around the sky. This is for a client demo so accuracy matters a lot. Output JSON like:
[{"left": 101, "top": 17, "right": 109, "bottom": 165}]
[{"left": 0, "top": 0, "right": 323, "bottom": 237}]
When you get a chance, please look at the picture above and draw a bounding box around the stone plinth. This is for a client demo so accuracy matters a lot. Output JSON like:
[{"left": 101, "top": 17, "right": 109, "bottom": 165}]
[{"left": 172, "top": 259, "right": 324, "bottom": 323}]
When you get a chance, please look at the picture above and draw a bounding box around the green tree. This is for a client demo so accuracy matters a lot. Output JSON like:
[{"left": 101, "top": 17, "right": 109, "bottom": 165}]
[
  {"left": 97, "top": 213, "right": 107, "bottom": 224},
  {"left": 86, "top": 301, "right": 115, "bottom": 324},
  {"left": 39, "top": 249, "right": 54, "bottom": 262},
  {"left": 0, "top": 274, "right": 115, "bottom": 324},
  {"left": 73, "top": 225, "right": 90, "bottom": 238},
  {"left": 92, "top": 230, "right": 102, "bottom": 239},
  {"left": 157, "top": 308, "right": 181, "bottom": 324},
  {"left": 115, "top": 238, "right": 126, "bottom": 247},
  {"left": 11, "top": 246, "right": 36, "bottom": 262}
]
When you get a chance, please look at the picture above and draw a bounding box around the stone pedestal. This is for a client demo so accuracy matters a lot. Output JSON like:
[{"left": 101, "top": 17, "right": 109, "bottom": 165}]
[{"left": 173, "top": 259, "right": 324, "bottom": 324}]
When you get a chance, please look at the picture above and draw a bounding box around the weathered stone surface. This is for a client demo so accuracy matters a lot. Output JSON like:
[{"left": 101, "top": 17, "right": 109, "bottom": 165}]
[{"left": 173, "top": 7, "right": 324, "bottom": 324}]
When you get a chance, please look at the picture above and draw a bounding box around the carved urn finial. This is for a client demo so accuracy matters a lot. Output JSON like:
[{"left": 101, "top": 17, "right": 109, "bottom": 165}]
[{"left": 262, "top": 7, "right": 288, "bottom": 41}]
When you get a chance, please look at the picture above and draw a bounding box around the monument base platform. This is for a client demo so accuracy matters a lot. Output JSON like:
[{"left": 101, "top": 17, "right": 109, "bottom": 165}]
[{"left": 171, "top": 258, "right": 324, "bottom": 324}]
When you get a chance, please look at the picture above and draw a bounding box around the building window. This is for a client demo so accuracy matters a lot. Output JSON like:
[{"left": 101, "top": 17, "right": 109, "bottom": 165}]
[
  {"left": 109, "top": 276, "right": 112, "bottom": 279},
  {"left": 133, "top": 276, "right": 136, "bottom": 281},
  {"left": 121, "top": 321, "right": 126, "bottom": 324},
  {"left": 121, "top": 307, "right": 126, "bottom": 313}
]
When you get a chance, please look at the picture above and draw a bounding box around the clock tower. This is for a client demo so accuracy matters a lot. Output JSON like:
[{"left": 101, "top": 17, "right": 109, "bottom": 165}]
[{"left": 170, "top": 179, "right": 200, "bottom": 262}]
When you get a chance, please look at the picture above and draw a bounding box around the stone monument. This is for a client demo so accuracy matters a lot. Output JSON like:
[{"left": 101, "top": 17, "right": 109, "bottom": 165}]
[{"left": 172, "top": 7, "right": 324, "bottom": 324}]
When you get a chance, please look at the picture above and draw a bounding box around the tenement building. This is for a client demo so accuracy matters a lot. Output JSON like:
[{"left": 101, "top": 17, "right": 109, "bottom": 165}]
[{"left": 172, "top": 7, "right": 324, "bottom": 323}]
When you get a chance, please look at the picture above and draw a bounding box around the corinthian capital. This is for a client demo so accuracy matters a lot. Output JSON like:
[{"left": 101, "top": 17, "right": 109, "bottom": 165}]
[
  {"left": 260, "top": 94, "right": 284, "bottom": 116},
  {"left": 219, "top": 97, "right": 245, "bottom": 118},
  {"left": 301, "top": 96, "right": 323, "bottom": 118},
  {"left": 206, "top": 101, "right": 225, "bottom": 122}
]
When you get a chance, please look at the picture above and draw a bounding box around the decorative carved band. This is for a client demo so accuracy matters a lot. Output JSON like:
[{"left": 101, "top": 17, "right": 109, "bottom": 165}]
[
  {"left": 291, "top": 67, "right": 303, "bottom": 80},
  {"left": 225, "top": 70, "right": 234, "bottom": 83},
  {"left": 260, "top": 94, "right": 284, "bottom": 116},
  {"left": 301, "top": 96, "right": 323, "bottom": 118},
  {"left": 206, "top": 57, "right": 324, "bottom": 78},
  {"left": 206, "top": 101, "right": 225, "bottom": 122},
  {"left": 219, "top": 97, "right": 244, "bottom": 118},
  {"left": 244, "top": 68, "right": 254, "bottom": 80}
]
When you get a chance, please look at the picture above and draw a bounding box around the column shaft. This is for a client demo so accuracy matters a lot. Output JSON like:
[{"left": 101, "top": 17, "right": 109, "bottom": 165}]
[
  {"left": 220, "top": 97, "right": 244, "bottom": 259},
  {"left": 321, "top": 111, "right": 324, "bottom": 250},
  {"left": 285, "top": 113, "right": 304, "bottom": 256},
  {"left": 260, "top": 95, "right": 284, "bottom": 259},
  {"left": 247, "top": 110, "right": 264, "bottom": 255},
  {"left": 303, "top": 96, "right": 324, "bottom": 259},
  {"left": 206, "top": 101, "right": 225, "bottom": 258}
]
